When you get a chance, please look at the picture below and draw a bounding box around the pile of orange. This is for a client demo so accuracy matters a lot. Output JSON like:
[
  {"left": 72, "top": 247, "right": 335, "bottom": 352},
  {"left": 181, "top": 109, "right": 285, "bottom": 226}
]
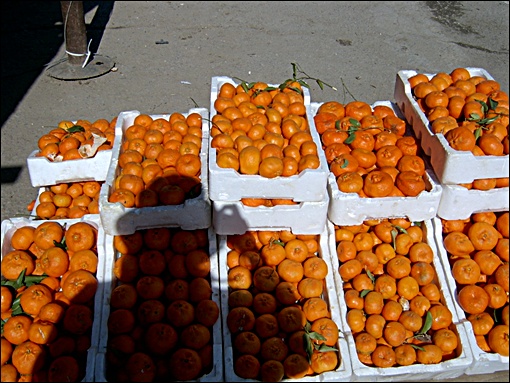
[
  {"left": 1, "top": 221, "right": 100, "bottom": 382},
  {"left": 408, "top": 67, "right": 509, "bottom": 190},
  {"left": 440, "top": 211, "right": 509, "bottom": 356},
  {"left": 211, "top": 81, "right": 321, "bottom": 179},
  {"left": 105, "top": 227, "right": 219, "bottom": 382},
  {"left": 31, "top": 180, "right": 103, "bottom": 220},
  {"left": 225, "top": 230, "right": 339, "bottom": 381},
  {"left": 334, "top": 217, "right": 461, "bottom": 367},
  {"left": 108, "top": 112, "right": 204, "bottom": 208},
  {"left": 36, "top": 117, "right": 116, "bottom": 161},
  {"left": 314, "top": 101, "right": 429, "bottom": 198}
]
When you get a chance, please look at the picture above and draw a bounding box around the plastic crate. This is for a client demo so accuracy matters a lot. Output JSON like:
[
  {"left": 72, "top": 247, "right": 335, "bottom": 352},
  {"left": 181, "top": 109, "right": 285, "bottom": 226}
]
[
  {"left": 98, "top": 109, "right": 211, "bottom": 236},
  {"left": 431, "top": 217, "right": 509, "bottom": 374},
  {"left": 394, "top": 68, "right": 509, "bottom": 185},
  {"left": 217, "top": 226, "right": 353, "bottom": 382},
  {"left": 1, "top": 216, "right": 106, "bottom": 382},
  {"left": 310, "top": 101, "right": 443, "bottom": 226},
  {"left": 326, "top": 219, "right": 473, "bottom": 381},
  {"left": 208, "top": 76, "right": 329, "bottom": 203},
  {"left": 95, "top": 227, "right": 223, "bottom": 382}
]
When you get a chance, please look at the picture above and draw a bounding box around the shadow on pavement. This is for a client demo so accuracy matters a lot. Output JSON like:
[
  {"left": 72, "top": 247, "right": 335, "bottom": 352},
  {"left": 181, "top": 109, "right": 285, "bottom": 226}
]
[{"left": 0, "top": 1, "right": 114, "bottom": 128}]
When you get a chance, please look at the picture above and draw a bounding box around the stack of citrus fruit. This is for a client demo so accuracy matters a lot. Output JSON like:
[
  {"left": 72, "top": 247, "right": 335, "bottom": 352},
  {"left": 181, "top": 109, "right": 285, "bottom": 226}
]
[
  {"left": 313, "top": 101, "right": 429, "bottom": 198},
  {"left": 108, "top": 112, "right": 204, "bottom": 208},
  {"left": 440, "top": 211, "right": 509, "bottom": 356},
  {"left": 212, "top": 80, "right": 320, "bottom": 178},
  {"left": 31, "top": 181, "right": 103, "bottom": 220},
  {"left": 36, "top": 117, "right": 116, "bottom": 161},
  {"left": 408, "top": 67, "right": 509, "bottom": 191},
  {"left": 224, "top": 230, "right": 340, "bottom": 381},
  {"left": 1, "top": 220, "right": 100, "bottom": 382},
  {"left": 333, "top": 217, "right": 462, "bottom": 367},
  {"left": 105, "top": 227, "right": 220, "bottom": 382}
]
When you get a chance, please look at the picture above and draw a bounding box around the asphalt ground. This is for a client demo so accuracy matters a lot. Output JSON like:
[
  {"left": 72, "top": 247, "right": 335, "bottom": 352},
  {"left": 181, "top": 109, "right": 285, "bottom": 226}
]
[{"left": 1, "top": 1, "right": 509, "bottom": 381}]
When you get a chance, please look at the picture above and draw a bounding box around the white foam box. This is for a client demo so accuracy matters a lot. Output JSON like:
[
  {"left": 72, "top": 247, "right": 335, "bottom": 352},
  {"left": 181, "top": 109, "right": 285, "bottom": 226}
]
[
  {"left": 95, "top": 227, "right": 223, "bottom": 382},
  {"left": 208, "top": 76, "right": 329, "bottom": 203},
  {"left": 326, "top": 219, "right": 473, "bottom": 382},
  {"left": 431, "top": 217, "right": 509, "bottom": 374},
  {"left": 1, "top": 215, "right": 106, "bottom": 383},
  {"left": 310, "top": 101, "right": 443, "bottom": 226},
  {"left": 26, "top": 120, "right": 119, "bottom": 188},
  {"left": 212, "top": 192, "right": 329, "bottom": 236},
  {"left": 98, "top": 109, "right": 211, "bottom": 236},
  {"left": 30, "top": 186, "right": 100, "bottom": 220},
  {"left": 217, "top": 226, "right": 353, "bottom": 382},
  {"left": 436, "top": 184, "right": 509, "bottom": 220},
  {"left": 394, "top": 68, "right": 509, "bottom": 185}
]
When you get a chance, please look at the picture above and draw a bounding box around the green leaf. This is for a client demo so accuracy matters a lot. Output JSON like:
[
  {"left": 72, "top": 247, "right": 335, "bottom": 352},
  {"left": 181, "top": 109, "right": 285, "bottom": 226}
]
[
  {"left": 360, "top": 289, "right": 371, "bottom": 298},
  {"left": 344, "top": 133, "right": 356, "bottom": 145},
  {"left": 410, "top": 344, "right": 426, "bottom": 351},
  {"left": 474, "top": 127, "right": 483, "bottom": 140},
  {"left": 394, "top": 225, "right": 408, "bottom": 234},
  {"left": 316, "top": 80, "right": 325, "bottom": 90},
  {"left": 340, "top": 158, "right": 349, "bottom": 169},
  {"left": 24, "top": 275, "right": 47, "bottom": 287},
  {"left": 419, "top": 311, "right": 433, "bottom": 335},
  {"left": 308, "top": 332, "right": 327, "bottom": 341},
  {"left": 468, "top": 113, "right": 481, "bottom": 121},
  {"left": 476, "top": 99, "right": 489, "bottom": 114},
  {"left": 391, "top": 228, "right": 399, "bottom": 250},
  {"left": 349, "top": 118, "right": 361, "bottom": 128},
  {"left": 304, "top": 321, "right": 312, "bottom": 333},
  {"left": 264, "top": 86, "right": 278, "bottom": 92},
  {"left": 67, "top": 125, "right": 85, "bottom": 133},
  {"left": 488, "top": 98, "right": 499, "bottom": 110},
  {"left": 317, "top": 344, "right": 338, "bottom": 352},
  {"left": 304, "top": 333, "right": 314, "bottom": 361},
  {"left": 366, "top": 269, "right": 375, "bottom": 284}
]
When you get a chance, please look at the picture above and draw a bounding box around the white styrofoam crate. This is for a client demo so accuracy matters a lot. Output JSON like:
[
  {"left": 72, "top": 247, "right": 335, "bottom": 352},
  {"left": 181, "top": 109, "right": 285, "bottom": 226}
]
[
  {"left": 394, "top": 68, "right": 509, "bottom": 185},
  {"left": 98, "top": 109, "right": 211, "bottom": 236},
  {"left": 212, "top": 193, "right": 329, "bottom": 236},
  {"left": 208, "top": 76, "right": 329, "bottom": 202},
  {"left": 95, "top": 227, "right": 223, "bottom": 382},
  {"left": 1, "top": 216, "right": 106, "bottom": 383},
  {"left": 326, "top": 219, "right": 473, "bottom": 381},
  {"left": 310, "top": 101, "right": 443, "bottom": 226},
  {"left": 436, "top": 184, "right": 509, "bottom": 220},
  {"left": 27, "top": 120, "right": 118, "bottom": 188},
  {"left": 431, "top": 217, "right": 509, "bottom": 374},
  {"left": 218, "top": 227, "right": 353, "bottom": 382}
]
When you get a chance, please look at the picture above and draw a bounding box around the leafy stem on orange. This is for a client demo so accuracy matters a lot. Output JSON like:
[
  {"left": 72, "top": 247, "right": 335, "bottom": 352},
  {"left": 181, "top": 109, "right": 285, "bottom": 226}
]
[
  {"left": 406, "top": 311, "right": 433, "bottom": 350},
  {"left": 303, "top": 321, "right": 339, "bottom": 362}
]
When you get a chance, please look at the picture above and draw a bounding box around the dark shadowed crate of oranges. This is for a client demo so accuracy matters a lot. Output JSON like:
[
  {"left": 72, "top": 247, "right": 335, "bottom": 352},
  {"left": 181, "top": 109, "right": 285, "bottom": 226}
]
[
  {"left": 1, "top": 216, "right": 105, "bottom": 382},
  {"left": 310, "top": 100, "right": 443, "bottom": 226},
  {"left": 29, "top": 181, "right": 104, "bottom": 221},
  {"left": 327, "top": 218, "right": 474, "bottom": 381},
  {"left": 217, "top": 227, "right": 352, "bottom": 382},
  {"left": 394, "top": 67, "right": 509, "bottom": 185},
  {"left": 98, "top": 109, "right": 212, "bottom": 237},
  {"left": 208, "top": 76, "right": 330, "bottom": 203},
  {"left": 95, "top": 226, "right": 223, "bottom": 382},
  {"left": 27, "top": 116, "right": 119, "bottom": 188},
  {"left": 432, "top": 211, "right": 509, "bottom": 374}
]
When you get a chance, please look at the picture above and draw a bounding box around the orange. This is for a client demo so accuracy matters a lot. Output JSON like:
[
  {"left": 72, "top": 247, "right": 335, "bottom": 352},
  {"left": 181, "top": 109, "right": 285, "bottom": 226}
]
[
  {"left": 459, "top": 285, "right": 490, "bottom": 318},
  {"left": 65, "top": 222, "right": 96, "bottom": 252},
  {"left": 363, "top": 170, "right": 394, "bottom": 197},
  {"left": 487, "top": 324, "right": 510, "bottom": 356},
  {"left": 11, "top": 340, "right": 46, "bottom": 375},
  {"left": 40, "top": 246, "right": 69, "bottom": 277},
  {"left": 371, "top": 344, "right": 396, "bottom": 367},
  {"left": 1, "top": 250, "right": 36, "bottom": 280},
  {"left": 61, "top": 269, "right": 98, "bottom": 304}
]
